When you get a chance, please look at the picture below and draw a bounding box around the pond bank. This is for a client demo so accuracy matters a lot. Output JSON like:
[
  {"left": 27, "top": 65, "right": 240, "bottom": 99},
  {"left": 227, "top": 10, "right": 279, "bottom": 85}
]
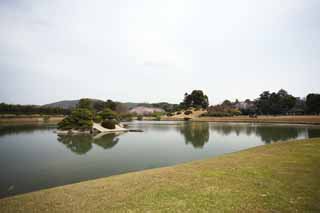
[
  {"left": 163, "top": 115, "right": 320, "bottom": 125},
  {"left": 1, "top": 137, "right": 319, "bottom": 212},
  {"left": 0, "top": 116, "right": 64, "bottom": 124}
]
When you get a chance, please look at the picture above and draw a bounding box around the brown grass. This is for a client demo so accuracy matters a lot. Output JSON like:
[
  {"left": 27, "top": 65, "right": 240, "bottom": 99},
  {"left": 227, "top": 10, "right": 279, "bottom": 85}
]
[
  {"left": 0, "top": 116, "right": 64, "bottom": 124},
  {"left": 165, "top": 114, "right": 320, "bottom": 125}
]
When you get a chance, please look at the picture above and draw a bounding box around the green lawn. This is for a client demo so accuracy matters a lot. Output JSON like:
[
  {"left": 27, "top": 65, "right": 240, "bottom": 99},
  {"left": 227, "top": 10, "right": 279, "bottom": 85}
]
[{"left": 1, "top": 138, "right": 320, "bottom": 212}]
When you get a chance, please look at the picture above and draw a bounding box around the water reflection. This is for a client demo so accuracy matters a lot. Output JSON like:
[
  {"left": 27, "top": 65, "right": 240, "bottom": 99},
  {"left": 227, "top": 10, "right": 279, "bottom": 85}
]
[
  {"left": 0, "top": 124, "right": 55, "bottom": 137},
  {"left": 179, "top": 122, "right": 210, "bottom": 148},
  {"left": 93, "top": 133, "right": 122, "bottom": 149},
  {"left": 254, "top": 126, "right": 300, "bottom": 143},
  {"left": 57, "top": 133, "right": 122, "bottom": 154},
  {"left": 308, "top": 129, "right": 320, "bottom": 138},
  {"left": 1, "top": 122, "right": 320, "bottom": 198},
  {"left": 57, "top": 135, "right": 93, "bottom": 154},
  {"left": 128, "top": 122, "right": 320, "bottom": 149},
  {"left": 209, "top": 124, "right": 304, "bottom": 144}
]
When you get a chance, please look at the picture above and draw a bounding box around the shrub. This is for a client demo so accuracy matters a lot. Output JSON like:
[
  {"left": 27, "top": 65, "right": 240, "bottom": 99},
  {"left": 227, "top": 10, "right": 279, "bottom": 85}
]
[
  {"left": 101, "top": 119, "right": 118, "bottom": 129},
  {"left": 166, "top": 112, "right": 174, "bottom": 117},
  {"left": 99, "top": 108, "right": 118, "bottom": 120},
  {"left": 194, "top": 107, "right": 201, "bottom": 111},
  {"left": 177, "top": 111, "right": 182, "bottom": 115},
  {"left": 151, "top": 111, "right": 165, "bottom": 117},
  {"left": 58, "top": 108, "right": 93, "bottom": 130},
  {"left": 58, "top": 117, "right": 74, "bottom": 130},
  {"left": 137, "top": 115, "right": 143, "bottom": 121},
  {"left": 119, "top": 113, "right": 133, "bottom": 121},
  {"left": 184, "top": 110, "right": 193, "bottom": 115},
  {"left": 42, "top": 115, "right": 50, "bottom": 122},
  {"left": 93, "top": 115, "right": 102, "bottom": 123},
  {"left": 229, "top": 108, "right": 241, "bottom": 116},
  {"left": 204, "top": 111, "right": 232, "bottom": 117},
  {"left": 154, "top": 115, "right": 161, "bottom": 121},
  {"left": 184, "top": 117, "right": 191, "bottom": 121}
]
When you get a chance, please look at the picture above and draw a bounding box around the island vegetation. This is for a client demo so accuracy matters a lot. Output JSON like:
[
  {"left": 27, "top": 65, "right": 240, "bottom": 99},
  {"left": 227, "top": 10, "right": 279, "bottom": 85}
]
[{"left": 57, "top": 98, "right": 124, "bottom": 132}]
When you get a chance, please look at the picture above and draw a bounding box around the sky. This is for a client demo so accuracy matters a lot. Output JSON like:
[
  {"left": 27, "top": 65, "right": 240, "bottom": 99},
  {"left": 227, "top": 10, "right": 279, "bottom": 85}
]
[{"left": 0, "top": 0, "right": 319, "bottom": 105}]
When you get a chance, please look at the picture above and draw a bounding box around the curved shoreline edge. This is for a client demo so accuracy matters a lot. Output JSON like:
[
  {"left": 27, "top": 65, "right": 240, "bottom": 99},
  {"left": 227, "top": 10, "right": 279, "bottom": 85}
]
[
  {"left": 1, "top": 138, "right": 320, "bottom": 212},
  {"left": 162, "top": 115, "right": 320, "bottom": 125}
]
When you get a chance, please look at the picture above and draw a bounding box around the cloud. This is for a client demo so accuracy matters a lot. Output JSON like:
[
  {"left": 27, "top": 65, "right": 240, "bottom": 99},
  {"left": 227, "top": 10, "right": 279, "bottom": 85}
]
[{"left": 0, "top": 0, "right": 319, "bottom": 105}]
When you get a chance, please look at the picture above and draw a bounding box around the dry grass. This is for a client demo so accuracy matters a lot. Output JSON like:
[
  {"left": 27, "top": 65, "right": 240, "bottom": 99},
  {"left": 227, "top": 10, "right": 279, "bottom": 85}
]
[
  {"left": 1, "top": 138, "right": 319, "bottom": 212},
  {"left": 0, "top": 116, "right": 64, "bottom": 124},
  {"left": 165, "top": 112, "right": 320, "bottom": 125}
]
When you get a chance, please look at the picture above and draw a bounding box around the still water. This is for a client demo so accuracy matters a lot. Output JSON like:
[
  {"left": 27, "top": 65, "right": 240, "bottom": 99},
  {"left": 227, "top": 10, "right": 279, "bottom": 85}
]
[{"left": 0, "top": 121, "right": 320, "bottom": 198}]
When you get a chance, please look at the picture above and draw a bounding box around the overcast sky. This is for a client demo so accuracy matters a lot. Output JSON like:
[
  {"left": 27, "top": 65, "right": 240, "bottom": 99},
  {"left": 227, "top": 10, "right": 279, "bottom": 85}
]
[{"left": 0, "top": 0, "right": 319, "bottom": 105}]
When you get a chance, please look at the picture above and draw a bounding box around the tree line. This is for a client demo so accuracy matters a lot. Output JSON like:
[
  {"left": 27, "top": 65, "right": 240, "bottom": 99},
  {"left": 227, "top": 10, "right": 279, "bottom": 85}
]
[
  {"left": 178, "top": 89, "right": 320, "bottom": 116},
  {"left": 1, "top": 89, "right": 319, "bottom": 116},
  {"left": 0, "top": 103, "right": 70, "bottom": 115}
]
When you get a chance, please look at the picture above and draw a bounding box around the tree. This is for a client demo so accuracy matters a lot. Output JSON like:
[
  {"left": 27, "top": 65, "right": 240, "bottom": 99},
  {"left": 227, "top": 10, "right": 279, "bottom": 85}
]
[
  {"left": 93, "top": 101, "right": 106, "bottom": 112},
  {"left": 99, "top": 108, "right": 118, "bottom": 120},
  {"left": 115, "top": 102, "right": 128, "bottom": 113},
  {"left": 105, "top": 99, "right": 117, "bottom": 111},
  {"left": 256, "top": 89, "right": 296, "bottom": 115},
  {"left": 179, "top": 123, "right": 210, "bottom": 148},
  {"left": 77, "top": 98, "right": 92, "bottom": 110},
  {"left": 58, "top": 108, "right": 93, "bottom": 130},
  {"left": 0, "top": 103, "right": 70, "bottom": 115},
  {"left": 181, "top": 90, "right": 209, "bottom": 109},
  {"left": 256, "top": 91, "right": 271, "bottom": 114},
  {"left": 222, "top": 100, "right": 232, "bottom": 107},
  {"left": 306, "top": 93, "right": 320, "bottom": 114},
  {"left": 289, "top": 98, "right": 306, "bottom": 115}
]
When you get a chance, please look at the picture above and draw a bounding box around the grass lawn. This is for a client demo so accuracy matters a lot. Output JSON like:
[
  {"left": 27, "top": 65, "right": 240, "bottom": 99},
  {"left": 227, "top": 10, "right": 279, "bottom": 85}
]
[{"left": 1, "top": 138, "right": 319, "bottom": 212}]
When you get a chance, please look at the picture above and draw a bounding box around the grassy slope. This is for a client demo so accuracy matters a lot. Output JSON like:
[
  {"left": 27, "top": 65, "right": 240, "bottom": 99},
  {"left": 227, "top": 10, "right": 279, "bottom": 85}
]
[{"left": 1, "top": 138, "right": 320, "bottom": 213}]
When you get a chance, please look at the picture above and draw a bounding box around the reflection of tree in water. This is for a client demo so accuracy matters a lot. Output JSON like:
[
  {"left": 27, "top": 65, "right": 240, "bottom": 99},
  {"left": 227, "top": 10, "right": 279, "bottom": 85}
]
[
  {"left": 57, "top": 135, "right": 93, "bottom": 155},
  {"left": 255, "top": 126, "right": 299, "bottom": 144},
  {"left": 57, "top": 133, "right": 122, "bottom": 154},
  {"left": 308, "top": 129, "right": 320, "bottom": 138},
  {"left": 179, "top": 123, "right": 210, "bottom": 148},
  {"left": 211, "top": 124, "right": 256, "bottom": 137},
  {"left": 93, "top": 133, "right": 120, "bottom": 149}
]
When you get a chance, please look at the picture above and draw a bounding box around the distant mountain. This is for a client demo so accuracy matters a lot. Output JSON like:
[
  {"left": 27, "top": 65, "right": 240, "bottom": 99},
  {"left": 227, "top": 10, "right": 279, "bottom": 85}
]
[
  {"left": 43, "top": 99, "right": 103, "bottom": 109},
  {"left": 43, "top": 99, "right": 176, "bottom": 111}
]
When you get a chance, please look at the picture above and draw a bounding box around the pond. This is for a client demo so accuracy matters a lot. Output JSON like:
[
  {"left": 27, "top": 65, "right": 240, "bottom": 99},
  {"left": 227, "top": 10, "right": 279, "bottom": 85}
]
[{"left": 0, "top": 121, "right": 320, "bottom": 198}]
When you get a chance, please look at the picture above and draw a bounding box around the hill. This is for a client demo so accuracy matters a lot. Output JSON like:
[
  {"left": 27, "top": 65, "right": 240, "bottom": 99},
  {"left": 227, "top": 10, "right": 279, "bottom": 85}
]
[
  {"left": 43, "top": 99, "right": 103, "bottom": 109},
  {"left": 44, "top": 100, "right": 177, "bottom": 111}
]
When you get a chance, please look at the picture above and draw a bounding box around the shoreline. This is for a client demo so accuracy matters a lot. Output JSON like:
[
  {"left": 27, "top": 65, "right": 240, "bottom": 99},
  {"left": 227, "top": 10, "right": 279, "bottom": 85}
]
[
  {"left": 162, "top": 115, "right": 320, "bottom": 125},
  {"left": 1, "top": 138, "right": 319, "bottom": 212},
  {"left": 0, "top": 116, "right": 64, "bottom": 124}
]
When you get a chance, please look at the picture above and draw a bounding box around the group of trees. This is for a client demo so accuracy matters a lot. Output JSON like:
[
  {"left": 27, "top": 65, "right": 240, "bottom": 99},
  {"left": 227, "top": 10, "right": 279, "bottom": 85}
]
[
  {"left": 58, "top": 108, "right": 93, "bottom": 130},
  {"left": 177, "top": 89, "right": 320, "bottom": 116},
  {"left": 306, "top": 94, "right": 320, "bottom": 114},
  {"left": 1, "top": 89, "right": 319, "bottom": 120},
  {"left": 255, "top": 90, "right": 320, "bottom": 115},
  {"left": 255, "top": 89, "right": 296, "bottom": 115},
  {"left": 0, "top": 103, "right": 70, "bottom": 115},
  {"left": 58, "top": 98, "right": 125, "bottom": 131},
  {"left": 180, "top": 90, "right": 209, "bottom": 109}
]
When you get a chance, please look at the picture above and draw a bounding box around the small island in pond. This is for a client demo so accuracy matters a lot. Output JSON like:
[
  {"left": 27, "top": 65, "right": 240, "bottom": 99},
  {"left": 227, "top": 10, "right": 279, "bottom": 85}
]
[{"left": 56, "top": 99, "right": 129, "bottom": 134}]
